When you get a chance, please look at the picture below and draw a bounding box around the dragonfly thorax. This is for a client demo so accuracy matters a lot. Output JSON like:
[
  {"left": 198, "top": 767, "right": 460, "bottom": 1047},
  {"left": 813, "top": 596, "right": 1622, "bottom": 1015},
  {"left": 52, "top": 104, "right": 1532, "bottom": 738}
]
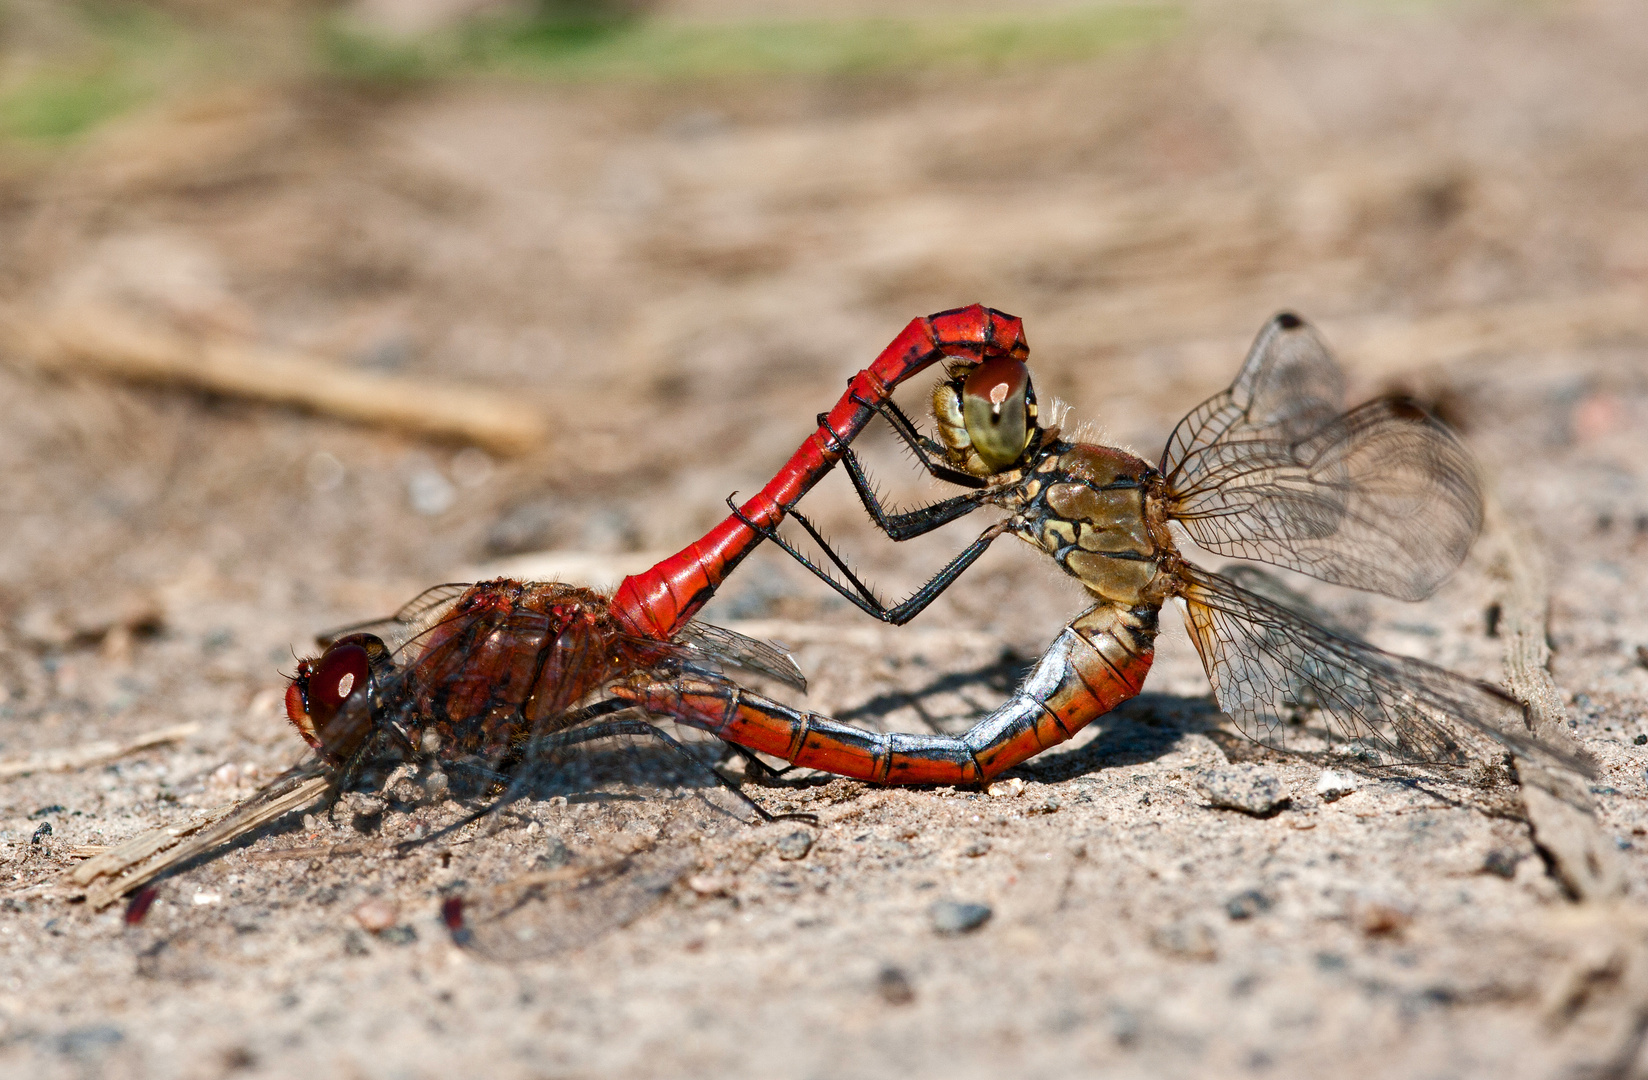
[{"left": 1008, "top": 442, "right": 1176, "bottom": 607}]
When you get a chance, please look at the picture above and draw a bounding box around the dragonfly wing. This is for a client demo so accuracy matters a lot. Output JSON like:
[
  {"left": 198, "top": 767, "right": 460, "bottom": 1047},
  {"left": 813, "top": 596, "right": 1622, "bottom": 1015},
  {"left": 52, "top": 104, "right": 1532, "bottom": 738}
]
[
  {"left": 1160, "top": 315, "right": 1481, "bottom": 601},
  {"left": 316, "top": 582, "right": 474, "bottom": 651},
  {"left": 673, "top": 622, "right": 807, "bottom": 693},
  {"left": 388, "top": 582, "right": 475, "bottom": 625},
  {"left": 1177, "top": 564, "right": 1580, "bottom": 770},
  {"left": 1162, "top": 312, "right": 1346, "bottom": 469}
]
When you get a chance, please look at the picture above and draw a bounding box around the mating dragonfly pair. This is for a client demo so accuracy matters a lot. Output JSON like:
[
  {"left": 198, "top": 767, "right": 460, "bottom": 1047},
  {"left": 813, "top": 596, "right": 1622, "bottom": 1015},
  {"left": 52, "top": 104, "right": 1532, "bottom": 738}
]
[{"left": 280, "top": 306, "right": 1554, "bottom": 819}]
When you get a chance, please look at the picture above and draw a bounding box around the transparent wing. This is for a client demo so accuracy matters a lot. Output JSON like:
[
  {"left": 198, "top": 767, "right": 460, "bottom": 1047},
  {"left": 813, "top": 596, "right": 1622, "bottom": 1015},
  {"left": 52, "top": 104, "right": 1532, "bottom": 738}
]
[
  {"left": 1177, "top": 563, "right": 1579, "bottom": 770},
  {"left": 1160, "top": 314, "right": 1482, "bottom": 602},
  {"left": 1162, "top": 312, "right": 1345, "bottom": 466},
  {"left": 317, "top": 582, "right": 474, "bottom": 653},
  {"left": 676, "top": 621, "right": 807, "bottom": 692}
]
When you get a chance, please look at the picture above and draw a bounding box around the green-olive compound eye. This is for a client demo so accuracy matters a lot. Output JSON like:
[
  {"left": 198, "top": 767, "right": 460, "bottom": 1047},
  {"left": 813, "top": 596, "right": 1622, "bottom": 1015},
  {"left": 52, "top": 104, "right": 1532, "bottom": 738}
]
[{"left": 961, "top": 356, "right": 1033, "bottom": 473}]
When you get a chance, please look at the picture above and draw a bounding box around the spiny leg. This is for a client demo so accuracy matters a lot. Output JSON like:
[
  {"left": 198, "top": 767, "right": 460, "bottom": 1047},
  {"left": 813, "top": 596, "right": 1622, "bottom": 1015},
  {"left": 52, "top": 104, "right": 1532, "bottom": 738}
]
[
  {"left": 727, "top": 495, "right": 1008, "bottom": 626},
  {"left": 716, "top": 741, "right": 799, "bottom": 781},
  {"left": 519, "top": 709, "right": 814, "bottom": 823},
  {"left": 834, "top": 397, "right": 984, "bottom": 490},
  {"left": 732, "top": 396, "right": 1000, "bottom": 619},
  {"left": 404, "top": 703, "right": 813, "bottom": 849},
  {"left": 828, "top": 397, "right": 992, "bottom": 538}
]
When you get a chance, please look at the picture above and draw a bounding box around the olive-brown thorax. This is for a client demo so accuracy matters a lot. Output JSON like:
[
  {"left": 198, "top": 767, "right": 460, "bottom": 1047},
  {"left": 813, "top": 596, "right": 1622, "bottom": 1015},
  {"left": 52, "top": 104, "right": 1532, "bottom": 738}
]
[
  {"left": 1002, "top": 442, "right": 1175, "bottom": 608},
  {"left": 932, "top": 359, "right": 1177, "bottom": 609}
]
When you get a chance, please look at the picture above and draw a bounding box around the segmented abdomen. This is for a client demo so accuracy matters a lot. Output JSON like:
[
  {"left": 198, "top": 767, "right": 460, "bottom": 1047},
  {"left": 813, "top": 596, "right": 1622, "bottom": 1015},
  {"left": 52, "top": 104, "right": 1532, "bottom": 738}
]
[{"left": 617, "top": 600, "right": 1158, "bottom": 785}]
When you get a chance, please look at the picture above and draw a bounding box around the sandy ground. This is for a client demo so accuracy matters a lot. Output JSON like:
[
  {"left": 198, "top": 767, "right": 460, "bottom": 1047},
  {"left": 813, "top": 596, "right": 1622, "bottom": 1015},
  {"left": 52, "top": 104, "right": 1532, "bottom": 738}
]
[{"left": 2, "top": 2, "right": 1648, "bottom": 1077}]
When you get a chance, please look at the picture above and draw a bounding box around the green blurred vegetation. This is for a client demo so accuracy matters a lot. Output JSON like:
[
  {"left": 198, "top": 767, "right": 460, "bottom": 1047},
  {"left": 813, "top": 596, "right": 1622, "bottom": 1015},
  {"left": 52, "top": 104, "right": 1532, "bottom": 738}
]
[
  {"left": 323, "top": 3, "right": 1184, "bottom": 83},
  {"left": 0, "top": 2, "right": 188, "bottom": 142},
  {"left": 0, "top": 1, "right": 1182, "bottom": 145}
]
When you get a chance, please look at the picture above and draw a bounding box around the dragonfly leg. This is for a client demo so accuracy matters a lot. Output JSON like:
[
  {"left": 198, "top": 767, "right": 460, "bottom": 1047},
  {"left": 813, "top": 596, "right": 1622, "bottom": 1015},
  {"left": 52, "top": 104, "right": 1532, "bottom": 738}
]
[
  {"left": 615, "top": 600, "right": 1157, "bottom": 784},
  {"left": 827, "top": 398, "right": 985, "bottom": 491},
  {"left": 717, "top": 741, "right": 799, "bottom": 781},
  {"left": 726, "top": 496, "right": 1008, "bottom": 625},
  {"left": 416, "top": 706, "right": 814, "bottom": 840},
  {"left": 733, "top": 401, "right": 997, "bottom": 623},
  {"left": 839, "top": 449, "right": 992, "bottom": 540}
]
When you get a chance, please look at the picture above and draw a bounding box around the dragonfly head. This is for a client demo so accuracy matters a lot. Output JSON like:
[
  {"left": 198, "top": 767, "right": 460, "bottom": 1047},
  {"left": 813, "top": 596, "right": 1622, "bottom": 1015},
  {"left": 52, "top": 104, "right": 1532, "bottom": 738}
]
[
  {"left": 933, "top": 354, "right": 1039, "bottom": 476},
  {"left": 285, "top": 633, "right": 389, "bottom": 764}
]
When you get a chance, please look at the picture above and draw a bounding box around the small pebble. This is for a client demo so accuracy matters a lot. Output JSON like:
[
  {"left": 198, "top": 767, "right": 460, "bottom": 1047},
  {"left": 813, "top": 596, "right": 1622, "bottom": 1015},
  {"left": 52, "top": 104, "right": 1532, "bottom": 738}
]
[
  {"left": 687, "top": 874, "right": 734, "bottom": 896},
  {"left": 30, "top": 822, "right": 52, "bottom": 845},
  {"left": 441, "top": 897, "right": 471, "bottom": 947},
  {"left": 1356, "top": 900, "right": 1412, "bottom": 937},
  {"left": 775, "top": 831, "right": 813, "bottom": 861},
  {"left": 378, "top": 925, "right": 418, "bottom": 945},
  {"left": 1482, "top": 848, "right": 1523, "bottom": 879},
  {"left": 987, "top": 778, "right": 1025, "bottom": 798},
  {"left": 123, "top": 886, "right": 159, "bottom": 927},
  {"left": 192, "top": 891, "right": 222, "bottom": 906},
  {"left": 1316, "top": 769, "right": 1359, "bottom": 802},
  {"left": 353, "top": 898, "right": 400, "bottom": 933},
  {"left": 1152, "top": 919, "right": 1218, "bottom": 961},
  {"left": 535, "top": 838, "right": 571, "bottom": 870},
  {"left": 930, "top": 900, "right": 992, "bottom": 935},
  {"left": 1197, "top": 767, "right": 1288, "bottom": 816},
  {"left": 876, "top": 965, "right": 916, "bottom": 1005},
  {"left": 1225, "top": 890, "right": 1272, "bottom": 920},
  {"left": 345, "top": 793, "right": 386, "bottom": 818},
  {"left": 1635, "top": 733, "right": 1647, "bottom": 746},
  {"left": 963, "top": 841, "right": 990, "bottom": 858}
]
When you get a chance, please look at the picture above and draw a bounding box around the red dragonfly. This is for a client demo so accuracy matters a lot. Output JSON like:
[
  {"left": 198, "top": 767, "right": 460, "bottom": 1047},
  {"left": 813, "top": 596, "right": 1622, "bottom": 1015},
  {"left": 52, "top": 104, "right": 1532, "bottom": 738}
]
[
  {"left": 274, "top": 310, "right": 1028, "bottom": 814},
  {"left": 636, "top": 313, "right": 1570, "bottom": 783},
  {"left": 75, "top": 306, "right": 1029, "bottom": 909}
]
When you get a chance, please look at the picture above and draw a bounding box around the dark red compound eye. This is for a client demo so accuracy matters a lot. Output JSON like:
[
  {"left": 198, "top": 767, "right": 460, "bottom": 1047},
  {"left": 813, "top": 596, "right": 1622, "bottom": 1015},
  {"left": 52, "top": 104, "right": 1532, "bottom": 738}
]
[
  {"left": 309, "top": 643, "right": 370, "bottom": 726},
  {"left": 285, "top": 641, "right": 374, "bottom": 762}
]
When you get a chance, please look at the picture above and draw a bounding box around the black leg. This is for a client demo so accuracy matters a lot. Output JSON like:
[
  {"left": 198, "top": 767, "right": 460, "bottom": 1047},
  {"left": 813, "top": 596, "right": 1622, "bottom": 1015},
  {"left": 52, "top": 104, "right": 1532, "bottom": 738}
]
[
  {"left": 718, "top": 741, "right": 798, "bottom": 781},
  {"left": 841, "top": 449, "right": 992, "bottom": 540},
  {"left": 521, "top": 712, "right": 815, "bottom": 824},
  {"left": 829, "top": 400, "right": 985, "bottom": 490},
  {"left": 399, "top": 706, "right": 814, "bottom": 851},
  {"left": 729, "top": 494, "right": 1008, "bottom": 625}
]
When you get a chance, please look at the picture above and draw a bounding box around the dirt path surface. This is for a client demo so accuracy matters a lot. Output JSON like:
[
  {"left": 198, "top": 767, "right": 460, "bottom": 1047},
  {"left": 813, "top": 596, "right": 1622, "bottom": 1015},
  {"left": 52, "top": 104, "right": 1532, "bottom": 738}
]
[{"left": 2, "top": 2, "right": 1647, "bottom": 1077}]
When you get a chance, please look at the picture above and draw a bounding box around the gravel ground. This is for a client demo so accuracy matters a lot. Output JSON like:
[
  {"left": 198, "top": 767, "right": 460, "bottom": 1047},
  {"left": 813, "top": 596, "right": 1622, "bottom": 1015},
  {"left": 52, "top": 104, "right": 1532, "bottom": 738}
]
[{"left": 1, "top": 2, "right": 1647, "bottom": 1077}]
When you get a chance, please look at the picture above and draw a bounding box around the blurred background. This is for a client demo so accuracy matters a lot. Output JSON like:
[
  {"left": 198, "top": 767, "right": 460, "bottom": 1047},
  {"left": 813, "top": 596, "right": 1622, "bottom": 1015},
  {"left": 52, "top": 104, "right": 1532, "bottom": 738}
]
[
  {"left": 0, "top": 0, "right": 1645, "bottom": 763},
  {"left": 4, "top": 4, "right": 1648, "bottom": 1077}
]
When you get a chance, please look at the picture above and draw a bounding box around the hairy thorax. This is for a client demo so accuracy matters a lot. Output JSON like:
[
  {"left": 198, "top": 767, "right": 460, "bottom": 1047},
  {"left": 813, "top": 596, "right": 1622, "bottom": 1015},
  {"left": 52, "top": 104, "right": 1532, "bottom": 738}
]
[
  {"left": 402, "top": 580, "right": 633, "bottom": 755},
  {"left": 1001, "top": 442, "right": 1178, "bottom": 607}
]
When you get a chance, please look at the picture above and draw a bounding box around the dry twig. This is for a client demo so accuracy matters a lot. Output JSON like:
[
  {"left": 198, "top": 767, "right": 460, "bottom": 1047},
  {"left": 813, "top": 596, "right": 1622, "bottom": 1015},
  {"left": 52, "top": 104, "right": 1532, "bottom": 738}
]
[
  {"left": 2, "top": 305, "right": 546, "bottom": 454},
  {"left": 0, "top": 722, "right": 200, "bottom": 780},
  {"left": 1485, "top": 497, "right": 1624, "bottom": 902}
]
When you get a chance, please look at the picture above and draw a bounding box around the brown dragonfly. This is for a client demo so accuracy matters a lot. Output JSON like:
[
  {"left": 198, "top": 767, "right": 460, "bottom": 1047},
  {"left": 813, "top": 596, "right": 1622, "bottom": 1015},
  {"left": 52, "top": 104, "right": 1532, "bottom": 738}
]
[{"left": 655, "top": 312, "right": 1567, "bottom": 782}]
